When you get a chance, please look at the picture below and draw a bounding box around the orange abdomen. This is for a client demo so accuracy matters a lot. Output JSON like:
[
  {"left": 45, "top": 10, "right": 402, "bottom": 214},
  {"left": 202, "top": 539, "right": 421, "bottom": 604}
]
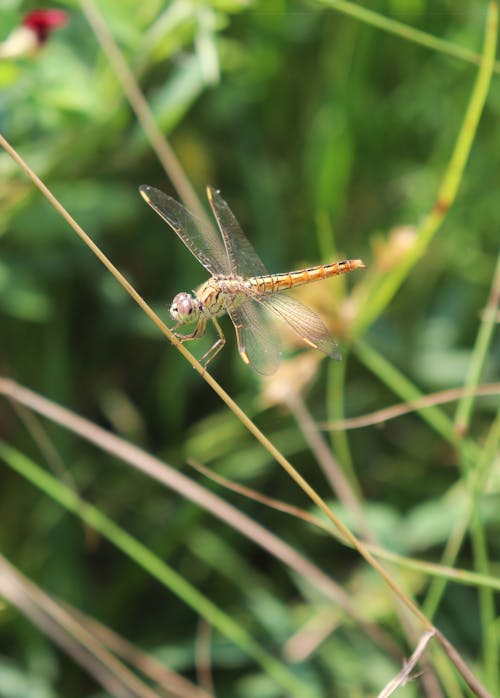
[{"left": 249, "top": 259, "right": 366, "bottom": 294}]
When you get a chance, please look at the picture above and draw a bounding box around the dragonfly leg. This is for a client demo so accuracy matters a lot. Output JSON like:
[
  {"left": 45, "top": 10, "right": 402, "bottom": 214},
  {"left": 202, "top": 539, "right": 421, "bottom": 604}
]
[
  {"left": 200, "top": 318, "right": 226, "bottom": 370},
  {"left": 171, "top": 318, "right": 207, "bottom": 342}
]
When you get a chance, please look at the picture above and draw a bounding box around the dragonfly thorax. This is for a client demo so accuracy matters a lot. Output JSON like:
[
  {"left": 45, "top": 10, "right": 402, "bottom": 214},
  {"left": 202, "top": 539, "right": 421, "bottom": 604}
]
[{"left": 170, "top": 291, "right": 200, "bottom": 325}]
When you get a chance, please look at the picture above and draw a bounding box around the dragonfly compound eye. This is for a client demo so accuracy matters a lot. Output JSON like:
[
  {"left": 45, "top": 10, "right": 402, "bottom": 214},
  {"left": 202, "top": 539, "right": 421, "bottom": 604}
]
[{"left": 170, "top": 292, "right": 197, "bottom": 323}]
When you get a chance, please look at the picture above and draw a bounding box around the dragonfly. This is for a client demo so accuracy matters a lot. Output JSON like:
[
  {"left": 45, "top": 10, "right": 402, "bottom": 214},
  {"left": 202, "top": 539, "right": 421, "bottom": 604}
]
[{"left": 140, "top": 185, "right": 366, "bottom": 375}]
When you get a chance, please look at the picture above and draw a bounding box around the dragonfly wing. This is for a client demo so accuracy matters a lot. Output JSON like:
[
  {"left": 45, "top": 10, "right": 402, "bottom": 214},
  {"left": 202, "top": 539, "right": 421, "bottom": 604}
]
[
  {"left": 206, "top": 186, "right": 269, "bottom": 278},
  {"left": 140, "top": 185, "right": 230, "bottom": 275},
  {"left": 255, "top": 292, "right": 341, "bottom": 360},
  {"left": 225, "top": 299, "right": 281, "bottom": 375}
]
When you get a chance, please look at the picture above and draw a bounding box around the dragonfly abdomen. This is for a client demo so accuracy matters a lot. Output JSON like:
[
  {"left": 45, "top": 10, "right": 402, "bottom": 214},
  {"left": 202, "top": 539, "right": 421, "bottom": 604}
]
[{"left": 249, "top": 259, "right": 366, "bottom": 294}]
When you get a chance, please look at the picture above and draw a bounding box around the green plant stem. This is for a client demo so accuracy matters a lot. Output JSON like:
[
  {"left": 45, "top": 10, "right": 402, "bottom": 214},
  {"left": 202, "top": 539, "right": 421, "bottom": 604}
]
[
  {"left": 353, "top": 339, "right": 460, "bottom": 448},
  {"left": 423, "top": 247, "right": 500, "bottom": 625},
  {"left": 327, "top": 352, "right": 357, "bottom": 489},
  {"left": 0, "top": 441, "right": 314, "bottom": 698},
  {"left": 353, "top": 0, "right": 497, "bottom": 335},
  {"left": 471, "top": 413, "right": 500, "bottom": 694},
  {"left": 423, "top": 411, "right": 500, "bottom": 621},
  {"left": 454, "top": 251, "right": 500, "bottom": 433},
  {"left": 318, "top": 0, "right": 500, "bottom": 73},
  {"left": 354, "top": 338, "right": 500, "bottom": 650},
  {"left": 0, "top": 133, "right": 440, "bottom": 657},
  {"left": 472, "top": 511, "right": 498, "bottom": 696}
]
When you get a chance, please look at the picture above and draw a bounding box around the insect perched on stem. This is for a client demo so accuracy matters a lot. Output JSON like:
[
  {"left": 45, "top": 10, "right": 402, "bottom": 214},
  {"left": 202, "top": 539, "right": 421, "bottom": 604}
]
[{"left": 140, "top": 185, "right": 366, "bottom": 375}]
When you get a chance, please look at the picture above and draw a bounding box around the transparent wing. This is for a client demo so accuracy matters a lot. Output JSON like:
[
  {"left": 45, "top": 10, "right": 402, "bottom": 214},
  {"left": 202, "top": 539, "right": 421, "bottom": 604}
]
[
  {"left": 139, "top": 185, "right": 230, "bottom": 275},
  {"left": 255, "top": 293, "right": 341, "bottom": 360},
  {"left": 225, "top": 299, "right": 281, "bottom": 375},
  {"left": 207, "top": 186, "right": 268, "bottom": 278}
]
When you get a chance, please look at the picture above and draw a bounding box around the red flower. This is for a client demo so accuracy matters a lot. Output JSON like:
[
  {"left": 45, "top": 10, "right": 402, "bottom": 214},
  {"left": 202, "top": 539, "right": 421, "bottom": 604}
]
[
  {"left": 22, "top": 9, "right": 69, "bottom": 45},
  {"left": 0, "top": 8, "right": 68, "bottom": 58}
]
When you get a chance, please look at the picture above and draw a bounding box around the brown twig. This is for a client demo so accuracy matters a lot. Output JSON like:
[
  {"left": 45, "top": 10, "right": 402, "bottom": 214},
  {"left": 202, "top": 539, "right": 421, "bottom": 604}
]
[
  {"left": 0, "top": 555, "right": 162, "bottom": 698},
  {"left": 78, "top": 0, "right": 209, "bottom": 225},
  {"left": 319, "top": 384, "right": 500, "bottom": 431},
  {"left": 378, "top": 631, "right": 436, "bottom": 698}
]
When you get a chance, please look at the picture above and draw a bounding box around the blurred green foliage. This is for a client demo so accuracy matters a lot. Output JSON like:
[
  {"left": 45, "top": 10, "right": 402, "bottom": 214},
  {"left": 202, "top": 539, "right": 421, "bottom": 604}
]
[{"left": 0, "top": 1, "right": 499, "bottom": 696}]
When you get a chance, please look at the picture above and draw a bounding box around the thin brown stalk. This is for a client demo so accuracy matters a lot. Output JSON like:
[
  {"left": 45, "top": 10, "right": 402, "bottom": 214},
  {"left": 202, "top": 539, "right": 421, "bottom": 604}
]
[
  {"left": 285, "top": 389, "right": 374, "bottom": 542},
  {"left": 188, "top": 458, "right": 500, "bottom": 592},
  {"left": 0, "top": 135, "right": 417, "bottom": 626},
  {"left": 9, "top": 398, "right": 76, "bottom": 490},
  {"left": 0, "top": 555, "right": 161, "bottom": 698},
  {"left": 0, "top": 378, "right": 401, "bottom": 660},
  {"left": 435, "top": 628, "right": 493, "bottom": 698},
  {"left": 66, "top": 605, "right": 212, "bottom": 698},
  {"left": 0, "top": 131, "right": 493, "bottom": 695},
  {"left": 78, "top": 0, "right": 209, "bottom": 225},
  {"left": 320, "top": 383, "right": 500, "bottom": 431},
  {"left": 378, "top": 631, "right": 436, "bottom": 698},
  {"left": 195, "top": 620, "right": 215, "bottom": 697},
  {"left": 283, "top": 392, "right": 441, "bottom": 696},
  {"left": 188, "top": 458, "right": 329, "bottom": 529},
  {"left": 284, "top": 609, "right": 342, "bottom": 662}
]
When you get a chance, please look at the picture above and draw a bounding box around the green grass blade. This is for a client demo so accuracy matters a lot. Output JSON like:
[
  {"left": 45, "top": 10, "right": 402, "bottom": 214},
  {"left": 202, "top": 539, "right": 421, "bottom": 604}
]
[
  {"left": 318, "top": 0, "right": 500, "bottom": 73},
  {"left": 0, "top": 441, "right": 315, "bottom": 698},
  {"left": 353, "top": 1, "right": 498, "bottom": 335},
  {"left": 454, "top": 252, "right": 500, "bottom": 433}
]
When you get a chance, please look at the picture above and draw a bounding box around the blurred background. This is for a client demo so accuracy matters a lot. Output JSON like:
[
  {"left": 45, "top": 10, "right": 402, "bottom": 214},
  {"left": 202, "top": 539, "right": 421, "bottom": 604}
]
[{"left": 0, "top": 1, "right": 499, "bottom": 696}]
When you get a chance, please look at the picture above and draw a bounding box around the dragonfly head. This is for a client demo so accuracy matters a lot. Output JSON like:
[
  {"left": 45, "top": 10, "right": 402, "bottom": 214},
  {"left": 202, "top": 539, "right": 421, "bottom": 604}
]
[{"left": 170, "top": 292, "right": 199, "bottom": 325}]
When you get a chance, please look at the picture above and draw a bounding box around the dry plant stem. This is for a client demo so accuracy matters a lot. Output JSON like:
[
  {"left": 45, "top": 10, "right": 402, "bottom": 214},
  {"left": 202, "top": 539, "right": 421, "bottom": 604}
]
[
  {"left": 378, "top": 631, "right": 436, "bottom": 698},
  {"left": 9, "top": 398, "right": 77, "bottom": 491},
  {"left": 0, "top": 138, "right": 492, "bottom": 698},
  {"left": 0, "top": 555, "right": 161, "bottom": 698},
  {"left": 78, "top": 0, "right": 209, "bottom": 225},
  {"left": 0, "top": 379, "right": 400, "bottom": 660},
  {"left": 284, "top": 388, "right": 374, "bottom": 542},
  {"left": 285, "top": 393, "right": 442, "bottom": 697},
  {"left": 195, "top": 620, "right": 215, "bottom": 698},
  {"left": 320, "top": 383, "right": 500, "bottom": 431},
  {"left": 435, "top": 629, "right": 493, "bottom": 698},
  {"left": 0, "top": 133, "right": 200, "bottom": 373},
  {"left": 188, "top": 458, "right": 336, "bottom": 528},
  {"left": 65, "top": 604, "right": 212, "bottom": 698},
  {"left": 0, "top": 138, "right": 405, "bottom": 620},
  {"left": 189, "top": 460, "right": 500, "bottom": 593},
  {"left": 0, "top": 445, "right": 312, "bottom": 697},
  {"left": 284, "top": 610, "right": 342, "bottom": 662}
]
